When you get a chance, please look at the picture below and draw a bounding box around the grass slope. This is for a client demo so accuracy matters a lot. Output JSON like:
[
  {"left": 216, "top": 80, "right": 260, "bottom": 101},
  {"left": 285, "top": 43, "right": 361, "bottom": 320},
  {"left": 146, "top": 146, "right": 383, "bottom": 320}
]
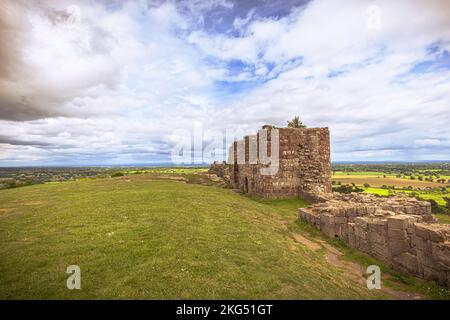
[{"left": 0, "top": 176, "right": 448, "bottom": 299}]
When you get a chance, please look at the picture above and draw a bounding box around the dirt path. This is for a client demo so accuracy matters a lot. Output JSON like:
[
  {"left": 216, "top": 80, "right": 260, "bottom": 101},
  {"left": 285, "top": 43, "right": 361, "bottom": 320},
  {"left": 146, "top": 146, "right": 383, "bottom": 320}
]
[{"left": 290, "top": 231, "right": 424, "bottom": 300}]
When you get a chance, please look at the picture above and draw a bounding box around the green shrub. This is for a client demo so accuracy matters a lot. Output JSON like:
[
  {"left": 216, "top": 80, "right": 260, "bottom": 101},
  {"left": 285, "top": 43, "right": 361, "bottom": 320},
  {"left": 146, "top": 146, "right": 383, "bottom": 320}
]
[
  {"left": 333, "top": 184, "right": 363, "bottom": 194},
  {"left": 111, "top": 172, "right": 124, "bottom": 178}
]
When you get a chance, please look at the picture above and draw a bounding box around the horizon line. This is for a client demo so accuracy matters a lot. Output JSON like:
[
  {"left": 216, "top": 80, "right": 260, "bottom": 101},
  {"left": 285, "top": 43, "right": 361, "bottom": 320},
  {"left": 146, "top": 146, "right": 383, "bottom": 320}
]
[{"left": 1, "top": 160, "right": 450, "bottom": 168}]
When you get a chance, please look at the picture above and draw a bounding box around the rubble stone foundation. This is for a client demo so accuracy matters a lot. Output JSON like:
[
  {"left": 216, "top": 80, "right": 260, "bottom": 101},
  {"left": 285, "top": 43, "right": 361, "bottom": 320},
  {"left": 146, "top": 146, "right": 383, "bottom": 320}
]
[{"left": 299, "top": 193, "right": 450, "bottom": 288}]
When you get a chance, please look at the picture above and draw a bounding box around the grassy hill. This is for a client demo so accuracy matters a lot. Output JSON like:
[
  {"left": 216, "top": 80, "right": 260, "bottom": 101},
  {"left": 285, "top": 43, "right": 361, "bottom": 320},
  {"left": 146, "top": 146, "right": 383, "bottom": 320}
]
[{"left": 0, "top": 174, "right": 449, "bottom": 299}]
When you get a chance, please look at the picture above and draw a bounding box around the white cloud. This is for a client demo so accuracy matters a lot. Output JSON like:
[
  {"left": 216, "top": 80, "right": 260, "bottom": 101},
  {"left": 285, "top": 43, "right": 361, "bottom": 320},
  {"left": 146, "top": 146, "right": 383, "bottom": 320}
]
[{"left": 0, "top": 0, "right": 449, "bottom": 165}]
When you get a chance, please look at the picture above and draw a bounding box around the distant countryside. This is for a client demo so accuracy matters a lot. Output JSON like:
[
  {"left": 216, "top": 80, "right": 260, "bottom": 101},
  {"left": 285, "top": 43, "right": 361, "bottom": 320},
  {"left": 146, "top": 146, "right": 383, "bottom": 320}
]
[
  {"left": 2, "top": 163, "right": 450, "bottom": 224},
  {"left": 331, "top": 163, "right": 450, "bottom": 224}
]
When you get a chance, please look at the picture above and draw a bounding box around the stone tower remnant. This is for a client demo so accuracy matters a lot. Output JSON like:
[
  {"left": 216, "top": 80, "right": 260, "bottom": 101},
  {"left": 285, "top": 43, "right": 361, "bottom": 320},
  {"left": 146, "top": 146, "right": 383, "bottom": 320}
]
[{"left": 226, "top": 125, "right": 332, "bottom": 202}]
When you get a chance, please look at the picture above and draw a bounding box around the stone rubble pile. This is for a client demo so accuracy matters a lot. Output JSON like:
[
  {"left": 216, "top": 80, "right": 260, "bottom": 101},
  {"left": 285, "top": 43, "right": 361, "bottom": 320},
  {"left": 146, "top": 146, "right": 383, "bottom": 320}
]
[
  {"left": 299, "top": 193, "right": 450, "bottom": 288},
  {"left": 208, "top": 161, "right": 228, "bottom": 178}
]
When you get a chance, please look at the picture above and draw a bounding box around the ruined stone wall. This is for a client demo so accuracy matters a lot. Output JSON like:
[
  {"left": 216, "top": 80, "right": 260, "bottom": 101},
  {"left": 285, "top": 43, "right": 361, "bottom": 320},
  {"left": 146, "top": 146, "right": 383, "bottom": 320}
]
[
  {"left": 299, "top": 193, "right": 450, "bottom": 288},
  {"left": 283, "top": 127, "right": 332, "bottom": 201},
  {"left": 227, "top": 126, "right": 332, "bottom": 200},
  {"left": 208, "top": 161, "right": 228, "bottom": 178}
]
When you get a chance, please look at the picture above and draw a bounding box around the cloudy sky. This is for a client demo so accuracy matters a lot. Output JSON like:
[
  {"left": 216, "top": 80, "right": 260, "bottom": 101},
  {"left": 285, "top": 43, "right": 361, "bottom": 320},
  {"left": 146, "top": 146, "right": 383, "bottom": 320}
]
[{"left": 0, "top": 0, "right": 449, "bottom": 166}]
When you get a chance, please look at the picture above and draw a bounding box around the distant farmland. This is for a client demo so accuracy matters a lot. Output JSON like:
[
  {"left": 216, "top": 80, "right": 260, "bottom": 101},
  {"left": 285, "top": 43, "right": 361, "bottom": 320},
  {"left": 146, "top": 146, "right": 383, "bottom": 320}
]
[
  {"left": 332, "top": 174, "right": 446, "bottom": 188},
  {"left": 331, "top": 163, "right": 450, "bottom": 224}
]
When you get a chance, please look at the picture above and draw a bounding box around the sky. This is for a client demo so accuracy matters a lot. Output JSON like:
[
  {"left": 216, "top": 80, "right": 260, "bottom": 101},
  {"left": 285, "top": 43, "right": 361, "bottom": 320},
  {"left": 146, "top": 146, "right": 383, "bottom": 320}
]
[{"left": 0, "top": 0, "right": 449, "bottom": 166}]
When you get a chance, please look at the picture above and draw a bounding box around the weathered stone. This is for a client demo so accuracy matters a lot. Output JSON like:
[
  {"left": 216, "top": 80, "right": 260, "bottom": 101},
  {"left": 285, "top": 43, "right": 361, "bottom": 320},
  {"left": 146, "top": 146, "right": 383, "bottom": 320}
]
[
  {"left": 431, "top": 242, "right": 450, "bottom": 267},
  {"left": 334, "top": 216, "right": 348, "bottom": 224},
  {"left": 389, "top": 239, "right": 408, "bottom": 256},
  {"left": 223, "top": 126, "right": 331, "bottom": 200},
  {"left": 415, "top": 223, "right": 447, "bottom": 242},
  {"left": 388, "top": 228, "right": 407, "bottom": 240},
  {"left": 387, "top": 215, "right": 408, "bottom": 230},
  {"left": 369, "top": 230, "right": 386, "bottom": 244},
  {"left": 394, "top": 252, "right": 419, "bottom": 274},
  {"left": 297, "top": 193, "right": 450, "bottom": 288},
  {"left": 427, "top": 226, "right": 447, "bottom": 243},
  {"left": 415, "top": 223, "right": 430, "bottom": 240}
]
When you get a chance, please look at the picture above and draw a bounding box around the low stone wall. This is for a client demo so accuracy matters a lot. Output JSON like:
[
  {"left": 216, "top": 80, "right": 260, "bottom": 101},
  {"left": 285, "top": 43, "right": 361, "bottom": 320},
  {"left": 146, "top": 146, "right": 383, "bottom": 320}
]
[{"left": 299, "top": 193, "right": 450, "bottom": 288}]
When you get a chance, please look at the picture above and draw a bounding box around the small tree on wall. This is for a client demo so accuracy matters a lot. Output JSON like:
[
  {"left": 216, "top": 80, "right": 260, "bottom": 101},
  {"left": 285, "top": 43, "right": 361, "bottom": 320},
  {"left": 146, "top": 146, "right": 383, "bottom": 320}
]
[{"left": 287, "top": 116, "right": 307, "bottom": 128}]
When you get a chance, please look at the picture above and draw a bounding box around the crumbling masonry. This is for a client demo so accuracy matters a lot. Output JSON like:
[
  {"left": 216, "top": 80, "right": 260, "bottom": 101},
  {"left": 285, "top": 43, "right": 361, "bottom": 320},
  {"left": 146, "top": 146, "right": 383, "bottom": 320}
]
[
  {"left": 209, "top": 125, "right": 450, "bottom": 288},
  {"left": 210, "top": 125, "right": 332, "bottom": 202},
  {"left": 300, "top": 193, "right": 450, "bottom": 288}
]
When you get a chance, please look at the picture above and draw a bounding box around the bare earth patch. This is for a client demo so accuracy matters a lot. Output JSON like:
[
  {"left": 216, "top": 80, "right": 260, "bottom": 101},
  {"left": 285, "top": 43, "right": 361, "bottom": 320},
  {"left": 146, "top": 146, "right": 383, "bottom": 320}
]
[
  {"left": 292, "top": 233, "right": 321, "bottom": 251},
  {"left": 21, "top": 201, "right": 46, "bottom": 206},
  {"left": 302, "top": 235, "right": 426, "bottom": 300},
  {"left": 0, "top": 208, "right": 17, "bottom": 216}
]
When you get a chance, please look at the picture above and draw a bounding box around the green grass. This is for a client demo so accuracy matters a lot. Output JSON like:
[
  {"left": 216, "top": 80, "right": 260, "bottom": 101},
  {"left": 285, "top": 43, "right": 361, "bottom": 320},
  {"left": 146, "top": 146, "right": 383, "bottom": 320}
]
[
  {"left": 363, "top": 187, "right": 392, "bottom": 196},
  {"left": 0, "top": 177, "right": 391, "bottom": 300},
  {"left": 434, "top": 214, "right": 450, "bottom": 224},
  {"left": 1, "top": 175, "right": 449, "bottom": 299},
  {"left": 127, "top": 167, "right": 208, "bottom": 175},
  {"left": 333, "top": 171, "right": 386, "bottom": 176},
  {"left": 415, "top": 192, "right": 449, "bottom": 206}
]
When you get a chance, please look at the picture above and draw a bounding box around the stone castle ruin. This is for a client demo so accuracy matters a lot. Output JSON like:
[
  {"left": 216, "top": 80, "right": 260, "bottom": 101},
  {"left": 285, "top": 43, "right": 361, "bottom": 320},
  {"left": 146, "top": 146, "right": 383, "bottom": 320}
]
[
  {"left": 211, "top": 125, "right": 332, "bottom": 202},
  {"left": 209, "top": 125, "right": 450, "bottom": 288}
]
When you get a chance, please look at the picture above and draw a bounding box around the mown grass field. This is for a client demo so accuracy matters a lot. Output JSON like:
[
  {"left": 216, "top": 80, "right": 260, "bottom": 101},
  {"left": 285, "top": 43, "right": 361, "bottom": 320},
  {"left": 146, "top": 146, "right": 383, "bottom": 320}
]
[{"left": 1, "top": 174, "right": 449, "bottom": 299}]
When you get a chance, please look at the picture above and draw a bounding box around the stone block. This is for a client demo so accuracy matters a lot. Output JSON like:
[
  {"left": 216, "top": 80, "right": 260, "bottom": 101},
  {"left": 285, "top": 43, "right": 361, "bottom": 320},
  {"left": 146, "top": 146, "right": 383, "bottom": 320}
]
[
  {"left": 371, "top": 243, "right": 389, "bottom": 261},
  {"left": 388, "top": 228, "right": 407, "bottom": 240},
  {"left": 431, "top": 242, "right": 450, "bottom": 267},
  {"left": 354, "top": 225, "right": 368, "bottom": 240},
  {"left": 322, "top": 226, "right": 336, "bottom": 238},
  {"left": 358, "top": 239, "right": 370, "bottom": 253},
  {"left": 335, "top": 216, "right": 347, "bottom": 224},
  {"left": 415, "top": 223, "right": 430, "bottom": 240},
  {"left": 346, "top": 207, "right": 356, "bottom": 217},
  {"left": 320, "top": 214, "right": 334, "bottom": 225},
  {"left": 354, "top": 217, "right": 368, "bottom": 228},
  {"left": 336, "top": 223, "right": 348, "bottom": 239},
  {"left": 387, "top": 215, "right": 408, "bottom": 230},
  {"left": 427, "top": 227, "right": 446, "bottom": 243},
  {"left": 347, "top": 222, "right": 355, "bottom": 234},
  {"left": 415, "top": 223, "right": 447, "bottom": 243},
  {"left": 405, "top": 206, "right": 415, "bottom": 214},
  {"left": 369, "top": 230, "right": 385, "bottom": 244},
  {"left": 416, "top": 247, "right": 434, "bottom": 268},
  {"left": 348, "top": 233, "right": 356, "bottom": 248},
  {"left": 423, "top": 265, "right": 441, "bottom": 283},
  {"left": 335, "top": 208, "right": 348, "bottom": 217},
  {"left": 394, "top": 252, "right": 420, "bottom": 275},
  {"left": 356, "top": 206, "right": 367, "bottom": 216},
  {"left": 388, "top": 239, "right": 408, "bottom": 257}
]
